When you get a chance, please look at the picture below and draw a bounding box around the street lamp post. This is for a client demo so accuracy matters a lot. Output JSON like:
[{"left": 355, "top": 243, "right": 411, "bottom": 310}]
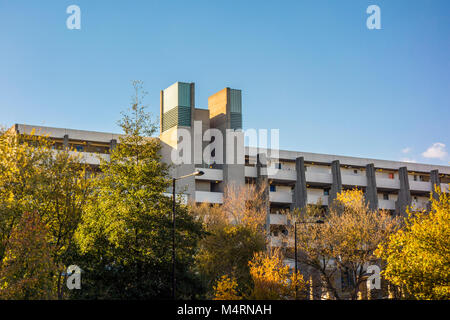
[
  {"left": 172, "top": 170, "right": 204, "bottom": 300},
  {"left": 293, "top": 218, "right": 324, "bottom": 299}
]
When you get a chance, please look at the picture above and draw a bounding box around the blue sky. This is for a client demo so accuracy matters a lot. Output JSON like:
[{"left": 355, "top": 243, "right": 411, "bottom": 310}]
[{"left": 0, "top": 0, "right": 449, "bottom": 165}]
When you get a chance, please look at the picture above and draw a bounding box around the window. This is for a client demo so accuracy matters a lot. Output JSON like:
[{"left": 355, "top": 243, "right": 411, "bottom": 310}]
[
  {"left": 75, "top": 145, "right": 84, "bottom": 152},
  {"left": 270, "top": 185, "right": 276, "bottom": 192},
  {"left": 273, "top": 162, "right": 281, "bottom": 169},
  {"left": 383, "top": 193, "right": 389, "bottom": 200},
  {"left": 388, "top": 173, "right": 394, "bottom": 179},
  {"left": 353, "top": 169, "right": 358, "bottom": 174},
  {"left": 324, "top": 188, "right": 330, "bottom": 196},
  {"left": 413, "top": 175, "right": 417, "bottom": 181}
]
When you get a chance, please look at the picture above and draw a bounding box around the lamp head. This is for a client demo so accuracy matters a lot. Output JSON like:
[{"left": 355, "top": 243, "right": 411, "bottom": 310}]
[{"left": 194, "top": 170, "right": 205, "bottom": 176}]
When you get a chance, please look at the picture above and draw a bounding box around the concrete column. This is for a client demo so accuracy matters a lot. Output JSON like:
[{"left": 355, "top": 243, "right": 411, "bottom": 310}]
[
  {"left": 291, "top": 157, "right": 307, "bottom": 213},
  {"left": 427, "top": 169, "right": 441, "bottom": 211},
  {"left": 159, "top": 90, "right": 164, "bottom": 134},
  {"left": 256, "top": 153, "right": 270, "bottom": 238},
  {"left": 365, "top": 163, "right": 378, "bottom": 211},
  {"left": 430, "top": 169, "right": 441, "bottom": 201},
  {"left": 395, "top": 167, "right": 411, "bottom": 216},
  {"left": 329, "top": 160, "right": 342, "bottom": 206},
  {"left": 63, "top": 134, "right": 69, "bottom": 149},
  {"left": 110, "top": 139, "right": 117, "bottom": 152}
]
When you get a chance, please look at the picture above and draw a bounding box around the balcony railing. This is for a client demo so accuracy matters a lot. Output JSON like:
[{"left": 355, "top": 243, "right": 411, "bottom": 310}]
[{"left": 195, "top": 191, "right": 223, "bottom": 204}]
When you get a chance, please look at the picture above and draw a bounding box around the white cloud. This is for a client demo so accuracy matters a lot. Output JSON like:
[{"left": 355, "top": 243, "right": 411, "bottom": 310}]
[
  {"left": 400, "top": 158, "right": 417, "bottom": 163},
  {"left": 401, "top": 147, "right": 412, "bottom": 154},
  {"left": 422, "top": 142, "right": 448, "bottom": 160}
]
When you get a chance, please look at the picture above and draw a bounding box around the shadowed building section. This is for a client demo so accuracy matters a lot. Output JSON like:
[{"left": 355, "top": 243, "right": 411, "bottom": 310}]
[
  {"left": 291, "top": 156, "right": 307, "bottom": 213},
  {"left": 329, "top": 160, "right": 342, "bottom": 206},
  {"left": 395, "top": 167, "right": 412, "bottom": 216},
  {"left": 430, "top": 169, "right": 441, "bottom": 201},
  {"left": 256, "top": 153, "right": 270, "bottom": 238},
  {"left": 365, "top": 163, "right": 378, "bottom": 211}
]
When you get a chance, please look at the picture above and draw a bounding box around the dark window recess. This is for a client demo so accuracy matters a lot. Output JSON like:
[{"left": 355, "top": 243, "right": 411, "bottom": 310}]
[
  {"left": 383, "top": 193, "right": 389, "bottom": 200},
  {"left": 270, "top": 185, "right": 276, "bottom": 192},
  {"left": 354, "top": 169, "right": 358, "bottom": 174},
  {"left": 75, "top": 145, "right": 84, "bottom": 152},
  {"left": 324, "top": 188, "right": 330, "bottom": 196}
]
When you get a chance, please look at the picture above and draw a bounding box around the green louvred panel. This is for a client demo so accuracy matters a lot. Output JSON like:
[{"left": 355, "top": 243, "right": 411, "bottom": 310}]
[
  {"left": 162, "top": 82, "right": 192, "bottom": 132},
  {"left": 162, "top": 106, "right": 191, "bottom": 132},
  {"left": 230, "top": 112, "right": 242, "bottom": 130},
  {"left": 229, "top": 89, "right": 242, "bottom": 113},
  {"left": 178, "top": 82, "right": 191, "bottom": 107},
  {"left": 229, "top": 89, "right": 242, "bottom": 129}
]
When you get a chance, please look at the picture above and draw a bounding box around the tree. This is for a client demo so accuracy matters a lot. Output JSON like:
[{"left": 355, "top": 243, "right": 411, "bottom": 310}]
[
  {"left": 213, "top": 275, "right": 241, "bottom": 300},
  {"left": 0, "top": 211, "right": 59, "bottom": 299},
  {"left": 73, "top": 81, "right": 204, "bottom": 299},
  {"left": 248, "top": 249, "right": 306, "bottom": 300},
  {"left": 376, "top": 188, "right": 450, "bottom": 300},
  {"left": 193, "top": 184, "right": 267, "bottom": 297},
  {"left": 288, "top": 189, "right": 399, "bottom": 300},
  {"left": 0, "top": 127, "right": 92, "bottom": 299}
]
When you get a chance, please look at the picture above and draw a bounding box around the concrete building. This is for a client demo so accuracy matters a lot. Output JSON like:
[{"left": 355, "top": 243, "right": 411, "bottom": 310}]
[
  {"left": 9, "top": 81, "right": 450, "bottom": 299},
  {"left": 9, "top": 81, "right": 450, "bottom": 226}
]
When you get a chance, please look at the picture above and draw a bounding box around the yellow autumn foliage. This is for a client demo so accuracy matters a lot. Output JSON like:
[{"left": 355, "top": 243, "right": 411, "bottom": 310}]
[
  {"left": 213, "top": 275, "right": 242, "bottom": 300},
  {"left": 248, "top": 250, "right": 307, "bottom": 300},
  {"left": 376, "top": 188, "right": 450, "bottom": 300}
]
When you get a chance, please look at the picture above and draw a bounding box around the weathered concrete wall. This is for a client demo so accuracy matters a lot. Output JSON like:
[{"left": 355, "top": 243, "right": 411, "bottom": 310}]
[
  {"left": 291, "top": 156, "right": 307, "bottom": 212},
  {"left": 365, "top": 163, "right": 378, "bottom": 211},
  {"left": 329, "top": 160, "right": 342, "bottom": 206},
  {"left": 256, "top": 153, "right": 270, "bottom": 238},
  {"left": 395, "top": 167, "right": 411, "bottom": 216}
]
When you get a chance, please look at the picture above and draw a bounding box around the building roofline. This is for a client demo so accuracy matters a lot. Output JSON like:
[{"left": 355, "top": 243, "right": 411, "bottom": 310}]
[{"left": 246, "top": 146, "right": 450, "bottom": 174}]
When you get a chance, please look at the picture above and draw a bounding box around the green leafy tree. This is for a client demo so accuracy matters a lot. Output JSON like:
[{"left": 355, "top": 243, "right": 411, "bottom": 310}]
[
  {"left": 73, "top": 81, "right": 204, "bottom": 299},
  {"left": 0, "top": 127, "right": 92, "bottom": 299}
]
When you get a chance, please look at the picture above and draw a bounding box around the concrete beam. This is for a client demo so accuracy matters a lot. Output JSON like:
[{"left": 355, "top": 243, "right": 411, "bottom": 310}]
[
  {"left": 256, "top": 153, "right": 270, "bottom": 238},
  {"left": 63, "top": 134, "right": 69, "bottom": 149},
  {"left": 329, "top": 160, "right": 342, "bottom": 206},
  {"left": 430, "top": 169, "right": 441, "bottom": 201},
  {"left": 291, "top": 156, "right": 307, "bottom": 212},
  {"left": 110, "top": 139, "right": 117, "bottom": 151},
  {"left": 395, "top": 167, "right": 411, "bottom": 216},
  {"left": 365, "top": 163, "right": 378, "bottom": 211}
]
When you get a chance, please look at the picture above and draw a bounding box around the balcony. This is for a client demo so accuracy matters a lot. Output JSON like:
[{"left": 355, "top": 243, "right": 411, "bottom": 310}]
[
  {"left": 305, "top": 172, "right": 332, "bottom": 185},
  {"left": 307, "top": 193, "right": 328, "bottom": 206},
  {"left": 65, "top": 150, "right": 109, "bottom": 165},
  {"left": 341, "top": 174, "right": 366, "bottom": 187},
  {"left": 377, "top": 178, "right": 400, "bottom": 190},
  {"left": 195, "top": 191, "right": 223, "bottom": 204},
  {"left": 244, "top": 166, "right": 257, "bottom": 178},
  {"left": 268, "top": 168, "right": 296, "bottom": 181},
  {"left": 270, "top": 213, "right": 287, "bottom": 225},
  {"left": 269, "top": 191, "right": 292, "bottom": 204},
  {"left": 270, "top": 236, "right": 294, "bottom": 248},
  {"left": 409, "top": 180, "right": 430, "bottom": 192},
  {"left": 411, "top": 200, "right": 428, "bottom": 211},
  {"left": 378, "top": 199, "right": 395, "bottom": 210}
]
